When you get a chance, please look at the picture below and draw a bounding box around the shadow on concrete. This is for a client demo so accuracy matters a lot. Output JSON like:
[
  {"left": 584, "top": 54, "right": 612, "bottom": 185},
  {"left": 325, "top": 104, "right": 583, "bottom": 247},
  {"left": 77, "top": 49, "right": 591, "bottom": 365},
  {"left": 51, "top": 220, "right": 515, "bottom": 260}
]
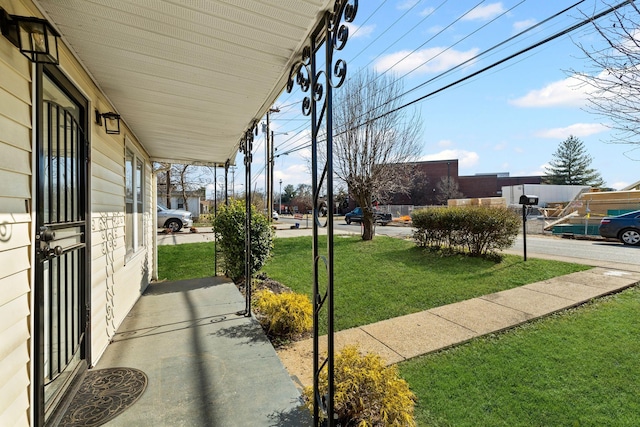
[
  {"left": 111, "top": 312, "right": 241, "bottom": 343},
  {"left": 210, "top": 320, "right": 267, "bottom": 346},
  {"left": 267, "top": 403, "right": 313, "bottom": 427},
  {"left": 144, "top": 276, "right": 230, "bottom": 295}
]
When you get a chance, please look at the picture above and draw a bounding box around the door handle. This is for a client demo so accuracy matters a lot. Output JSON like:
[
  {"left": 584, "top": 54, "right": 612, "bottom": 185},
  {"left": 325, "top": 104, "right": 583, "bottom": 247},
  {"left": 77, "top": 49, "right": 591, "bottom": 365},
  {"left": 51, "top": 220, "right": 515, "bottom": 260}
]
[
  {"left": 38, "top": 227, "right": 56, "bottom": 242},
  {"left": 49, "top": 246, "right": 63, "bottom": 257}
]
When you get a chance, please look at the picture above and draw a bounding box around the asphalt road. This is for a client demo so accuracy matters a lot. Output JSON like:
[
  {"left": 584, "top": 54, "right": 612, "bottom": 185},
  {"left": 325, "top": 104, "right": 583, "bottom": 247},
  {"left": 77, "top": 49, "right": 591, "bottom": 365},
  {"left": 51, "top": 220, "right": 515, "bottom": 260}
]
[{"left": 276, "top": 215, "right": 640, "bottom": 269}]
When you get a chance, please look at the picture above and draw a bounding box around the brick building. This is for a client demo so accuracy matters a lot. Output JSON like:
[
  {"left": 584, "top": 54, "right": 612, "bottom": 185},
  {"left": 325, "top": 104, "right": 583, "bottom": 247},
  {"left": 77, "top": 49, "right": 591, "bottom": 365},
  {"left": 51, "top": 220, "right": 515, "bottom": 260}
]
[{"left": 387, "top": 159, "right": 542, "bottom": 205}]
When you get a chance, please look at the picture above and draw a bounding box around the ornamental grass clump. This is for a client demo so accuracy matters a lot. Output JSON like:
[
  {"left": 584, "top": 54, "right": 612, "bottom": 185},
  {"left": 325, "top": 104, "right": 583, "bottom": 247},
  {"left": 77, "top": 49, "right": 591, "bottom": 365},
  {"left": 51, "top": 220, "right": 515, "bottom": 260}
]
[
  {"left": 253, "top": 290, "right": 312, "bottom": 338},
  {"left": 304, "top": 345, "right": 416, "bottom": 427}
]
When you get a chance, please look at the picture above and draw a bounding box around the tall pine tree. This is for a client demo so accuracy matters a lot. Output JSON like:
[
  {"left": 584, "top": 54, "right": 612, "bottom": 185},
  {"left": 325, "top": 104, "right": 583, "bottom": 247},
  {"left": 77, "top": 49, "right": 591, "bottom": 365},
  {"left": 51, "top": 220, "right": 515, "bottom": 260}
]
[{"left": 544, "top": 136, "right": 604, "bottom": 187}]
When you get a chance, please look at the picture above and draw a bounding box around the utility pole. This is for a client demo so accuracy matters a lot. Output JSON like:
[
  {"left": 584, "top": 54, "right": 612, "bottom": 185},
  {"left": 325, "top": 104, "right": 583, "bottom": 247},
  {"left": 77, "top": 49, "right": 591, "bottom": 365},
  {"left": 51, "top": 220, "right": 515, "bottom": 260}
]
[
  {"left": 265, "top": 107, "right": 279, "bottom": 220},
  {"left": 279, "top": 179, "right": 282, "bottom": 214}
]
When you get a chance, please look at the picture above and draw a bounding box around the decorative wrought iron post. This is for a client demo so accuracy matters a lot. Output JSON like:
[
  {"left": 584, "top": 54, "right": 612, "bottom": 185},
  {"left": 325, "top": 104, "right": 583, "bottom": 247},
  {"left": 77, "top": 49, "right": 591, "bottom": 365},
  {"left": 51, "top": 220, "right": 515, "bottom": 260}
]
[
  {"left": 287, "top": 1, "right": 356, "bottom": 425},
  {"left": 224, "top": 159, "right": 230, "bottom": 206},
  {"left": 239, "top": 125, "right": 256, "bottom": 316}
]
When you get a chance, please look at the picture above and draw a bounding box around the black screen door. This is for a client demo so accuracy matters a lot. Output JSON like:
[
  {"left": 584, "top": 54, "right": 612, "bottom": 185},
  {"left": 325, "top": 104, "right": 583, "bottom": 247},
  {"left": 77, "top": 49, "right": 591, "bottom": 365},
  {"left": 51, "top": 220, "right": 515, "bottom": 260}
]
[{"left": 35, "top": 66, "right": 89, "bottom": 423}]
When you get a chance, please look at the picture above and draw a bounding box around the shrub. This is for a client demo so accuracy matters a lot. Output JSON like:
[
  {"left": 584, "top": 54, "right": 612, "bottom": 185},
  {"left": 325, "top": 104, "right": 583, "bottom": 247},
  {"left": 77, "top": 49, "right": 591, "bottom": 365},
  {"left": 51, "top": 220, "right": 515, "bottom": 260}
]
[
  {"left": 304, "top": 346, "right": 416, "bottom": 427},
  {"left": 253, "top": 290, "right": 312, "bottom": 338},
  {"left": 412, "top": 206, "right": 519, "bottom": 257},
  {"left": 212, "top": 200, "right": 273, "bottom": 283}
]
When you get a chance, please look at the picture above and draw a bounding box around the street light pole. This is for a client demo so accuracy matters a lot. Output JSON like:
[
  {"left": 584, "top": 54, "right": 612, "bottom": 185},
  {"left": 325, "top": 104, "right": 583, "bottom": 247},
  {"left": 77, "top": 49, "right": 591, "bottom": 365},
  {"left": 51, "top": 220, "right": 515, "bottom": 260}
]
[{"left": 279, "top": 179, "right": 282, "bottom": 215}]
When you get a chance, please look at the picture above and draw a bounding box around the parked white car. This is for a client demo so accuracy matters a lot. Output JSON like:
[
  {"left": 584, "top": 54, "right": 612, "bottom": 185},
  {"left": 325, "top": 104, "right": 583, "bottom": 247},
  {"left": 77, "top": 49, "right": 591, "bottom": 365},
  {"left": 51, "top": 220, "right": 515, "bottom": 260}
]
[{"left": 157, "top": 204, "right": 193, "bottom": 232}]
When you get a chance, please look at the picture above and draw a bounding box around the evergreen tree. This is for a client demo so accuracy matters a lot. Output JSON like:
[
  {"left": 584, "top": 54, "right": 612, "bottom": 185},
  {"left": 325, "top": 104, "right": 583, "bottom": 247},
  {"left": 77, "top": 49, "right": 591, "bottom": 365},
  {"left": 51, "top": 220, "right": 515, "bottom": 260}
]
[{"left": 544, "top": 136, "right": 604, "bottom": 187}]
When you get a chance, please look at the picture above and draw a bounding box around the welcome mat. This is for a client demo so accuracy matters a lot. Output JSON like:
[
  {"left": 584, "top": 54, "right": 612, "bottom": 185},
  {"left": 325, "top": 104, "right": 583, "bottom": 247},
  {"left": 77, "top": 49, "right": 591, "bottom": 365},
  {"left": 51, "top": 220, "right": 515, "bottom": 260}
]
[{"left": 60, "top": 367, "right": 148, "bottom": 426}]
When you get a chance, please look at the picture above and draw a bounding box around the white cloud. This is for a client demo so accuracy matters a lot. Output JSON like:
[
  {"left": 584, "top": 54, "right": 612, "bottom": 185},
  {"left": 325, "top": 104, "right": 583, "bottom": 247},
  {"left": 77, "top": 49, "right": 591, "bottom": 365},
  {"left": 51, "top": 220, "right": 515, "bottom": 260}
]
[
  {"left": 419, "top": 149, "right": 480, "bottom": 169},
  {"left": 374, "top": 47, "right": 479, "bottom": 74},
  {"left": 510, "top": 75, "right": 590, "bottom": 108},
  {"left": 535, "top": 123, "right": 608, "bottom": 139},
  {"left": 437, "top": 139, "right": 453, "bottom": 148},
  {"left": 397, "top": 0, "right": 420, "bottom": 10},
  {"left": 494, "top": 142, "right": 507, "bottom": 151},
  {"left": 529, "top": 163, "right": 550, "bottom": 176},
  {"left": 611, "top": 181, "right": 630, "bottom": 190},
  {"left": 513, "top": 19, "right": 537, "bottom": 32},
  {"left": 462, "top": 3, "right": 506, "bottom": 21},
  {"left": 346, "top": 23, "right": 375, "bottom": 39},
  {"left": 420, "top": 7, "right": 435, "bottom": 17}
]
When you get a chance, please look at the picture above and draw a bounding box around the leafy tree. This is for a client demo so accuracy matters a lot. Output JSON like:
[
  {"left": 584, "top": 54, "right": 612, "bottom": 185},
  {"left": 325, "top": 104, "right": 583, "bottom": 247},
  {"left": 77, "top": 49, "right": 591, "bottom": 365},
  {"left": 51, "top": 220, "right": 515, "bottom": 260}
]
[
  {"left": 544, "top": 136, "right": 605, "bottom": 187},
  {"left": 291, "top": 183, "right": 312, "bottom": 213},
  {"left": 281, "top": 184, "right": 296, "bottom": 204},
  {"left": 572, "top": 2, "right": 640, "bottom": 152},
  {"left": 333, "top": 69, "right": 422, "bottom": 240}
]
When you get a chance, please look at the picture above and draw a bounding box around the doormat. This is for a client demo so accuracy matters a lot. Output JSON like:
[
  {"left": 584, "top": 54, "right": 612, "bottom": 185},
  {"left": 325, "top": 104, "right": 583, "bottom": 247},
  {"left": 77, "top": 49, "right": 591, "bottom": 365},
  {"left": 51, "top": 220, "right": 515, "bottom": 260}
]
[{"left": 60, "top": 367, "right": 148, "bottom": 426}]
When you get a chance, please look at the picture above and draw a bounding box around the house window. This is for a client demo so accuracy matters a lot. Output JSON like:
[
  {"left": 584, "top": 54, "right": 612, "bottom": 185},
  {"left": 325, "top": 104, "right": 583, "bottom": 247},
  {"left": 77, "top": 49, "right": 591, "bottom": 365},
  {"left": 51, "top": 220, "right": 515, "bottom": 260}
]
[{"left": 125, "top": 148, "right": 145, "bottom": 258}]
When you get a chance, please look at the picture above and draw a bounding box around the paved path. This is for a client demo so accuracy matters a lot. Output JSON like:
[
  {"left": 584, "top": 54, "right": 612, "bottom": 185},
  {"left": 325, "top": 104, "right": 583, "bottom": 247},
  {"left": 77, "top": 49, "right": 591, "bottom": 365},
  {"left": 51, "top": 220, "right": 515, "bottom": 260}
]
[{"left": 277, "top": 267, "right": 640, "bottom": 389}]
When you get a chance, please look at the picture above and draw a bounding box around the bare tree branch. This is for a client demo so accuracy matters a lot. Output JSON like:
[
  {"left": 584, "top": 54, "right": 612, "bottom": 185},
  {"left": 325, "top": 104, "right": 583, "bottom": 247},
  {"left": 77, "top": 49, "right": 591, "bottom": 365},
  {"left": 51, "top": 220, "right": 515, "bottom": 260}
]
[{"left": 333, "top": 69, "right": 423, "bottom": 240}]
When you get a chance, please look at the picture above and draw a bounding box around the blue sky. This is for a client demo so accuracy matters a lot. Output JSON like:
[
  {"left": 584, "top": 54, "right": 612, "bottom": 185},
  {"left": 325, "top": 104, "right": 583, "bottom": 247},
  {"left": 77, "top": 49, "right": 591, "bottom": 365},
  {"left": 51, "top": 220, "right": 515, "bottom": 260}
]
[{"left": 229, "top": 0, "right": 639, "bottom": 198}]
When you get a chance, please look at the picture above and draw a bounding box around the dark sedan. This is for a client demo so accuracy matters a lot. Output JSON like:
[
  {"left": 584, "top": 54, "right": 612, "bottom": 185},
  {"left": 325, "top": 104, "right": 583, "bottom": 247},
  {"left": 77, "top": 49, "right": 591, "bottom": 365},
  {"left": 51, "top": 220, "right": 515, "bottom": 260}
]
[{"left": 599, "top": 210, "right": 640, "bottom": 246}]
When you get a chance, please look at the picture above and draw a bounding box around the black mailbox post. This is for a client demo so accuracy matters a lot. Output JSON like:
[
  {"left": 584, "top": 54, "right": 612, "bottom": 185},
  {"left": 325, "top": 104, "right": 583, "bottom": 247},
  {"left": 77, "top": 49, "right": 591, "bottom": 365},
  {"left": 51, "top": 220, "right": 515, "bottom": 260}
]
[
  {"left": 520, "top": 195, "right": 538, "bottom": 261},
  {"left": 519, "top": 195, "right": 539, "bottom": 206}
]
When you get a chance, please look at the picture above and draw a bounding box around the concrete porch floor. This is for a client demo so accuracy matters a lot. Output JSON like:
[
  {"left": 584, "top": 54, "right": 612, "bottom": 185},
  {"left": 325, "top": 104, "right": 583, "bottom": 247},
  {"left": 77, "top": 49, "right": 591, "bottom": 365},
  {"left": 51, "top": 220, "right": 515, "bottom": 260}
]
[{"left": 96, "top": 276, "right": 311, "bottom": 426}]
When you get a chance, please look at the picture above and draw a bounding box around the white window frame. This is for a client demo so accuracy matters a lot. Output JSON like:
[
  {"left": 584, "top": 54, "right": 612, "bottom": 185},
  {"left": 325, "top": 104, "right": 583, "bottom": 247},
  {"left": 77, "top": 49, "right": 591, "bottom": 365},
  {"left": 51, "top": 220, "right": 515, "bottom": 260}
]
[{"left": 125, "top": 145, "right": 145, "bottom": 260}]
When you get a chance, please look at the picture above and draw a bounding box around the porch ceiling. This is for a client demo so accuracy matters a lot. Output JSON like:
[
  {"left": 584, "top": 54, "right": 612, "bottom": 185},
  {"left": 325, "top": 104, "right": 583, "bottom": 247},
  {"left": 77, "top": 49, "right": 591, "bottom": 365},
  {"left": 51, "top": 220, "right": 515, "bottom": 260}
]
[{"left": 35, "top": 0, "right": 329, "bottom": 166}]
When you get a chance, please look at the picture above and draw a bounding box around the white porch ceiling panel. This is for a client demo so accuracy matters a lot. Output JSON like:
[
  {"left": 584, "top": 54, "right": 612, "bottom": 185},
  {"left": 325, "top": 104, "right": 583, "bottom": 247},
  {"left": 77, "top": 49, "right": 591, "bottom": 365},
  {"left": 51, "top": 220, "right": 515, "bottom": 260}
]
[{"left": 36, "top": 0, "right": 331, "bottom": 165}]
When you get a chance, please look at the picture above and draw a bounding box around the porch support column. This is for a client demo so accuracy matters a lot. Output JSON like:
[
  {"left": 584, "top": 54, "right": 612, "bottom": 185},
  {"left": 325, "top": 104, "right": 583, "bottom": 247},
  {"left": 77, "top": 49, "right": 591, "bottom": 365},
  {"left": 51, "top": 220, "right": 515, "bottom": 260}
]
[
  {"left": 286, "top": 1, "right": 357, "bottom": 425},
  {"left": 224, "top": 159, "right": 230, "bottom": 206},
  {"left": 239, "top": 125, "right": 256, "bottom": 316}
]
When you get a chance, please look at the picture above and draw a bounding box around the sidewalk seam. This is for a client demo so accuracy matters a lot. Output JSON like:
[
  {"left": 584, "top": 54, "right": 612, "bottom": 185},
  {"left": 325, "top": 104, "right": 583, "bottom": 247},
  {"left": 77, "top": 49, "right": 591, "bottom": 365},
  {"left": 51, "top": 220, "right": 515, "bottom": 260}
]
[{"left": 356, "top": 327, "right": 407, "bottom": 362}]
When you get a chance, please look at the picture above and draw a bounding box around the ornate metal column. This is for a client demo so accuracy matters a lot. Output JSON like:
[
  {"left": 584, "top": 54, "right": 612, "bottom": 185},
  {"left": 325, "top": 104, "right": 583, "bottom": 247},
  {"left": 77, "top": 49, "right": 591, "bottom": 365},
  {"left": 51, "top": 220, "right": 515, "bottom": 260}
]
[
  {"left": 287, "top": 1, "right": 356, "bottom": 425},
  {"left": 239, "top": 125, "right": 257, "bottom": 316},
  {"left": 224, "top": 159, "right": 230, "bottom": 206}
]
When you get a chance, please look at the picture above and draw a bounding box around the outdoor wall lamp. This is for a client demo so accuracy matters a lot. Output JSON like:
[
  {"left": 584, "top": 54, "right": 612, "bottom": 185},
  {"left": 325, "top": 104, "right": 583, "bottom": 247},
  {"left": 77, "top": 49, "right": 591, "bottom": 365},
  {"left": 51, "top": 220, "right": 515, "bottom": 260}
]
[
  {"left": 0, "top": 8, "right": 60, "bottom": 64},
  {"left": 95, "top": 110, "right": 121, "bottom": 135}
]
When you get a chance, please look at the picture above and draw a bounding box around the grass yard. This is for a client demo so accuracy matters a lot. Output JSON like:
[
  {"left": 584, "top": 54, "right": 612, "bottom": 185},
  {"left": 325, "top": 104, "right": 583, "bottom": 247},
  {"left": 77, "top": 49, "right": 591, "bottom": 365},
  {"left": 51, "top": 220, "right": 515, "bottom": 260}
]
[
  {"left": 261, "top": 235, "right": 590, "bottom": 332},
  {"left": 401, "top": 287, "right": 640, "bottom": 426},
  {"left": 157, "top": 242, "right": 217, "bottom": 281}
]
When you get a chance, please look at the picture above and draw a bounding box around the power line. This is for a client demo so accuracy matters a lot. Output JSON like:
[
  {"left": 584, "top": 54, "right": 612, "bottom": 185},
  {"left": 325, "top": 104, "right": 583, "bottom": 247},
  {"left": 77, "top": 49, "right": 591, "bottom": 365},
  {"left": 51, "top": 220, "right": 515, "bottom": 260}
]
[
  {"left": 275, "top": 0, "right": 632, "bottom": 158},
  {"left": 372, "top": 0, "right": 633, "bottom": 123},
  {"left": 364, "top": 0, "right": 588, "bottom": 121}
]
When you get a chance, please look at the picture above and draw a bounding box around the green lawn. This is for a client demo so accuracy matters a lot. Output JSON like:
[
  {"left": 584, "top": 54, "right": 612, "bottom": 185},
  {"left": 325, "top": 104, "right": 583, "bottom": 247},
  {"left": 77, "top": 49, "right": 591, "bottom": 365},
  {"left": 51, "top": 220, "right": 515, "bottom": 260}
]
[
  {"left": 157, "top": 242, "right": 217, "bottom": 281},
  {"left": 401, "top": 287, "right": 640, "bottom": 426},
  {"left": 261, "top": 235, "right": 590, "bottom": 332}
]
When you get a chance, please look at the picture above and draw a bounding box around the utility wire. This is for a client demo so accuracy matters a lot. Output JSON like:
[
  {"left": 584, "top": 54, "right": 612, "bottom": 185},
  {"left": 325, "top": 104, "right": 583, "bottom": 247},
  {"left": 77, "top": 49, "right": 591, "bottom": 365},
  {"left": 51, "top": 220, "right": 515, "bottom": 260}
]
[
  {"left": 275, "top": 0, "right": 632, "bottom": 158},
  {"left": 370, "top": 0, "right": 632, "bottom": 125},
  {"left": 362, "top": 0, "right": 587, "bottom": 121}
]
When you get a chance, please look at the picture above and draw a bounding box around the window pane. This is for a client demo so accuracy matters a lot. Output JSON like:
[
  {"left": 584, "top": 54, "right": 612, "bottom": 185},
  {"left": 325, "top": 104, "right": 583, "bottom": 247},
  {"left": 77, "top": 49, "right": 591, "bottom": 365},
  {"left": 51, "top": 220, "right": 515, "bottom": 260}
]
[
  {"left": 136, "top": 159, "right": 144, "bottom": 248},
  {"left": 125, "top": 150, "right": 134, "bottom": 256}
]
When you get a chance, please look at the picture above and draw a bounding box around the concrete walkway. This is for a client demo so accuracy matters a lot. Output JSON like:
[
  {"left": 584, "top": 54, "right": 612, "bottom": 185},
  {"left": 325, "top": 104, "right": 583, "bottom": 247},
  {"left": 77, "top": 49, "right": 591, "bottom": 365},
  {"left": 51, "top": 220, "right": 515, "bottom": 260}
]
[
  {"left": 277, "top": 267, "right": 640, "bottom": 389},
  {"left": 97, "top": 277, "right": 311, "bottom": 426}
]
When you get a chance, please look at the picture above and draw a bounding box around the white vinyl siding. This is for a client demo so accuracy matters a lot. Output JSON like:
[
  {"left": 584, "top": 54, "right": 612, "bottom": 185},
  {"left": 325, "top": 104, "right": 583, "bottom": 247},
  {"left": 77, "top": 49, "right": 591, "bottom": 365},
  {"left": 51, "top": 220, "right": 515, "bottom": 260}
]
[
  {"left": 0, "top": 26, "right": 33, "bottom": 426},
  {"left": 1, "top": 2, "right": 156, "bottom": 424}
]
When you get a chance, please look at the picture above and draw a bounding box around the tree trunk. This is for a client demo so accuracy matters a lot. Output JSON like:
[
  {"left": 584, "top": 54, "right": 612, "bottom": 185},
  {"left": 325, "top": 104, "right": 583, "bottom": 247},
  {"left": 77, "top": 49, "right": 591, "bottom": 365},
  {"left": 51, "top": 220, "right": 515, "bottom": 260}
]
[
  {"left": 361, "top": 211, "right": 375, "bottom": 241},
  {"left": 165, "top": 168, "right": 172, "bottom": 208}
]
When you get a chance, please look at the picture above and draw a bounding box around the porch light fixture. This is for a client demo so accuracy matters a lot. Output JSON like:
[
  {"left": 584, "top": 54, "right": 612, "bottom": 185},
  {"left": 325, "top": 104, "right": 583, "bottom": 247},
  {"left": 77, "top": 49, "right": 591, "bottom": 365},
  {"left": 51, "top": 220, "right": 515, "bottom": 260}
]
[
  {"left": 0, "top": 8, "right": 60, "bottom": 64},
  {"left": 95, "top": 110, "right": 121, "bottom": 135}
]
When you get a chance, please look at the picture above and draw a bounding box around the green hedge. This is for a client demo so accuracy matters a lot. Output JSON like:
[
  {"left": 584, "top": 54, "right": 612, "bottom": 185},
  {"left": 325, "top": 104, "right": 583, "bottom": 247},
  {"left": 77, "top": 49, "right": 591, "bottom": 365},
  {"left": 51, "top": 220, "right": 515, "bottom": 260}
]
[
  {"left": 212, "top": 200, "right": 273, "bottom": 283},
  {"left": 411, "top": 206, "right": 520, "bottom": 257}
]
